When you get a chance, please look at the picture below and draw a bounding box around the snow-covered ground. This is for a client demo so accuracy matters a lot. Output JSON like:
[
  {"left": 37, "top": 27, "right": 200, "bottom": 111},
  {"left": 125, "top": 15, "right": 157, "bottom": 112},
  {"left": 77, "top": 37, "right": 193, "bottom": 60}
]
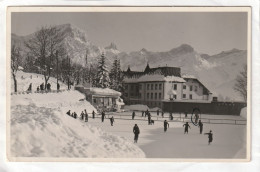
[
  {"left": 10, "top": 72, "right": 145, "bottom": 158},
  {"left": 87, "top": 111, "right": 247, "bottom": 159}
]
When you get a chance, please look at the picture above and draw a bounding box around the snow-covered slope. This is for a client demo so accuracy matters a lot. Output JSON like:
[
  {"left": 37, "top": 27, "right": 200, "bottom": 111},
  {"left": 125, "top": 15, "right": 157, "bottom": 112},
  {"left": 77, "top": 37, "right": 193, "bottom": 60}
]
[{"left": 10, "top": 71, "right": 145, "bottom": 158}]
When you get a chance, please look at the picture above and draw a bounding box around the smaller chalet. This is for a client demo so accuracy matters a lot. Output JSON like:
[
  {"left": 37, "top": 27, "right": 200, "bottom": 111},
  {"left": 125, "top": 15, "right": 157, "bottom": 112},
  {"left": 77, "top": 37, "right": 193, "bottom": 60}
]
[{"left": 75, "top": 85, "right": 124, "bottom": 112}]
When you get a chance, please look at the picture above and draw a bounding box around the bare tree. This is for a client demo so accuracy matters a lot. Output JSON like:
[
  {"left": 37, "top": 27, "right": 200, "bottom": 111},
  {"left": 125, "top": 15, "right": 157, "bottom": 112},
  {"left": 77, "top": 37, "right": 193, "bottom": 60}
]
[
  {"left": 234, "top": 65, "right": 247, "bottom": 102},
  {"left": 11, "top": 44, "right": 21, "bottom": 92},
  {"left": 25, "top": 26, "right": 65, "bottom": 89}
]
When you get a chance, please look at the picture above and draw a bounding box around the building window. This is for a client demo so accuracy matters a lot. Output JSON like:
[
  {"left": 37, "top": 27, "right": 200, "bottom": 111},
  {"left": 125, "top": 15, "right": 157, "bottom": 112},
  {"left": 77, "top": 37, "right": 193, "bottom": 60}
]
[
  {"left": 195, "top": 86, "right": 198, "bottom": 92},
  {"left": 183, "top": 85, "right": 186, "bottom": 89},
  {"left": 159, "top": 93, "right": 162, "bottom": 99},
  {"left": 173, "top": 84, "right": 177, "bottom": 90},
  {"left": 155, "top": 93, "right": 157, "bottom": 99},
  {"left": 147, "top": 84, "right": 150, "bottom": 90},
  {"left": 151, "top": 84, "right": 154, "bottom": 90},
  {"left": 159, "top": 84, "right": 162, "bottom": 90},
  {"left": 174, "top": 95, "right": 177, "bottom": 99},
  {"left": 131, "top": 85, "right": 134, "bottom": 91},
  {"left": 147, "top": 93, "right": 149, "bottom": 99},
  {"left": 155, "top": 84, "right": 158, "bottom": 90},
  {"left": 189, "top": 94, "right": 192, "bottom": 99},
  {"left": 183, "top": 94, "right": 186, "bottom": 98},
  {"left": 190, "top": 85, "right": 193, "bottom": 91},
  {"left": 139, "top": 93, "right": 142, "bottom": 98},
  {"left": 151, "top": 93, "right": 153, "bottom": 99},
  {"left": 139, "top": 84, "right": 142, "bottom": 90},
  {"left": 93, "top": 99, "right": 97, "bottom": 103}
]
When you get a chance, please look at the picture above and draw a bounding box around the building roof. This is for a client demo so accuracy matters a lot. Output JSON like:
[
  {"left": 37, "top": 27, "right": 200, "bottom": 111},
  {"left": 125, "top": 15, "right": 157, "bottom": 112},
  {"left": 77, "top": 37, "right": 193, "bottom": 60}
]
[
  {"left": 88, "top": 87, "right": 121, "bottom": 97},
  {"left": 123, "top": 74, "right": 186, "bottom": 83},
  {"left": 124, "top": 64, "right": 181, "bottom": 77}
]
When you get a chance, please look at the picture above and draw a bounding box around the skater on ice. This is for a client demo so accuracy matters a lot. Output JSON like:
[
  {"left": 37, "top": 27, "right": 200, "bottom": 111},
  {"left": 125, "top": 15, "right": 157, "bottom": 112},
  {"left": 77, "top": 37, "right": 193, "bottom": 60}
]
[
  {"left": 204, "top": 130, "right": 213, "bottom": 145},
  {"left": 101, "top": 111, "right": 106, "bottom": 122},
  {"left": 169, "top": 112, "right": 173, "bottom": 120},
  {"left": 133, "top": 124, "right": 140, "bottom": 143},
  {"left": 183, "top": 122, "right": 191, "bottom": 134},
  {"left": 57, "top": 82, "right": 60, "bottom": 91},
  {"left": 110, "top": 116, "right": 115, "bottom": 126},
  {"left": 132, "top": 111, "right": 135, "bottom": 120},
  {"left": 185, "top": 111, "right": 188, "bottom": 118},
  {"left": 198, "top": 120, "right": 203, "bottom": 134},
  {"left": 161, "top": 111, "right": 164, "bottom": 118},
  {"left": 164, "top": 120, "right": 169, "bottom": 132}
]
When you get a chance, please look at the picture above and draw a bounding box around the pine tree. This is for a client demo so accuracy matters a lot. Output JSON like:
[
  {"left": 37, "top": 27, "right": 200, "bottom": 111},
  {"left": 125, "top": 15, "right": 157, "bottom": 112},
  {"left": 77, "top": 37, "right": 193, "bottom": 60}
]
[
  {"left": 96, "top": 53, "right": 110, "bottom": 88},
  {"left": 109, "top": 58, "right": 123, "bottom": 92},
  {"left": 109, "top": 58, "right": 118, "bottom": 90}
]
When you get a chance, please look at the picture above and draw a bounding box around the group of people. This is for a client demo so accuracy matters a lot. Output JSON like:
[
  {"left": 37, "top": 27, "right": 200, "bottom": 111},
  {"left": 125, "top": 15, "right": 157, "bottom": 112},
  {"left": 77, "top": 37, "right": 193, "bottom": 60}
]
[
  {"left": 132, "top": 110, "right": 213, "bottom": 145},
  {"left": 35, "top": 83, "right": 53, "bottom": 92},
  {"left": 66, "top": 109, "right": 116, "bottom": 127},
  {"left": 67, "top": 109, "right": 96, "bottom": 122}
]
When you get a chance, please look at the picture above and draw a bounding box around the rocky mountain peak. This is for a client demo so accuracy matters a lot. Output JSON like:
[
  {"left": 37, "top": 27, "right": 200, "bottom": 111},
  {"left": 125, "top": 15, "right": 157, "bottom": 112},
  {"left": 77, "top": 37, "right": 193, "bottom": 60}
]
[
  {"left": 105, "top": 42, "right": 118, "bottom": 50},
  {"left": 170, "top": 44, "right": 194, "bottom": 54}
]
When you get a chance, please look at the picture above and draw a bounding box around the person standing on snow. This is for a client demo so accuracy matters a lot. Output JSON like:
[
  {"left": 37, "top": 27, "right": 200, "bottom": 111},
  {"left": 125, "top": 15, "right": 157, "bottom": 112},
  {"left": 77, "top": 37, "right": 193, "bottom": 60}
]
[
  {"left": 157, "top": 109, "right": 160, "bottom": 117},
  {"left": 74, "top": 112, "right": 77, "bottom": 119},
  {"left": 204, "top": 130, "right": 213, "bottom": 145},
  {"left": 84, "top": 109, "right": 88, "bottom": 122},
  {"left": 92, "top": 110, "right": 95, "bottom": 119},
  {"left": 66, "top": 110, "right": 71, "bottom": 116},
  {"left": 183, "top": 122, "right": 191, "bottom": 134},
  {"left": 198, "top": 120, "right": 203, "bottom": 134},
  {"left": 133, "top": 124, "right": 140, "bottom": 143},
  {"left": 110, "top": 116, "right": 115, "bottom": 126},
  {"left": 80, "top": 111, "right": 84, "bottom": 120},
  {"left": 132, "top": 111, "right": 135, "bottom": 120},
  {"left": 164, "top": 120, "right": 169, "bottom": 132},
  {"left": 142, "top": 111, "right": 144, "bottom": 117}
]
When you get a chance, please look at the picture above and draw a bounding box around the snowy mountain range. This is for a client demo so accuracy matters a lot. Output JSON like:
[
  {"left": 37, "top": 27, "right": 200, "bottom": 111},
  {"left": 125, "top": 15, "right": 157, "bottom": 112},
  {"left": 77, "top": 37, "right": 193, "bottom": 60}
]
[{"left": 11, "top": 23, "right": 247, "bottom": 101}]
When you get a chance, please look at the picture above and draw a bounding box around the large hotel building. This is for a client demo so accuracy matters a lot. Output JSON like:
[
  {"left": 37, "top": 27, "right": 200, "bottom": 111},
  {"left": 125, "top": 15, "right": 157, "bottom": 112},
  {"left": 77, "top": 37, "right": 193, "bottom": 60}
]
[{"left": 123, "top": 64, "right": 212, "bottom": 108}]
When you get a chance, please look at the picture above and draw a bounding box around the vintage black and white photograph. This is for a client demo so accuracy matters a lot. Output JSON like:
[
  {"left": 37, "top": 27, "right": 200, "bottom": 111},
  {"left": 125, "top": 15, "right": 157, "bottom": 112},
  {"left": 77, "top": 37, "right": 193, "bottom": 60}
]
[{"left": 7, "top": 7, "right": 251, "bottom": 161}]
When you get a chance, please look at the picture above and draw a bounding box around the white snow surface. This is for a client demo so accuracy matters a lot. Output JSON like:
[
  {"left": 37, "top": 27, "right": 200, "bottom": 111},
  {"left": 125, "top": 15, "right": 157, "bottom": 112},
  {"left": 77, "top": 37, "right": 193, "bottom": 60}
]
[{"left": 10, "top": 72, "right": 145, "bottom": 158}]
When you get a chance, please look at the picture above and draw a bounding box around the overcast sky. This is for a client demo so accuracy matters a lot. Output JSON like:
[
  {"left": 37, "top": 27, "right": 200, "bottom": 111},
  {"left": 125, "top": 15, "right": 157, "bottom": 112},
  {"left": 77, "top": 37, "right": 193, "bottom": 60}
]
[{"left": 11, "top": 12, "right": 248, "bottom": 55}]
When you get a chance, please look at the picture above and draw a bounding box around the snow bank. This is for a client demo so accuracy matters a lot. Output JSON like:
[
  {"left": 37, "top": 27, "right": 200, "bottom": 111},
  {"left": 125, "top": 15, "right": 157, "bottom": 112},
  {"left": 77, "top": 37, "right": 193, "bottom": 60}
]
[
  {"left": 124, "top": 104, "right": 149, "bottom": 111},
  {"left": 240, "top": 107, "right": 247, "bottom": 119},
  {"left": 10, "top": 90, "right": 145, "bottom": 158}
]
